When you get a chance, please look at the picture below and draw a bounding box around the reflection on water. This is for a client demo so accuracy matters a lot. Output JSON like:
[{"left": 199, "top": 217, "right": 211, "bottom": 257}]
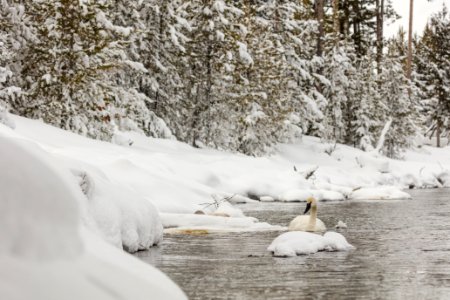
[{"left": 135, "top": 189, "right": 450, "bottom": 299}]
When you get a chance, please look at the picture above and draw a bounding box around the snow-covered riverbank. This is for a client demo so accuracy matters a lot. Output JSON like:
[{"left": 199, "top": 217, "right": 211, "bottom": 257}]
[
  {"left": 2, "top": 114, "right": 450, "bottom": 243},
  {"left": 1, "top": 114, "right": 449, "bottom": 299}
]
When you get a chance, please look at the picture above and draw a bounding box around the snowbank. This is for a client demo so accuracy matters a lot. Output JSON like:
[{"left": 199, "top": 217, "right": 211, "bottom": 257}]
[
  {"left": 267, "top": 231, "right": 355, "bottom": 257},
  {"left": 0, "top": 122, "right": 163, "bottom": 253},
  {"left": 3, "top": 115, "right": 450, "bottom": 238},
  {"left": 350, "top": 186, "right": 411, "bottom": 200},
  {"left": 0, "top": 135, "right": 186, "bottom": 299}
]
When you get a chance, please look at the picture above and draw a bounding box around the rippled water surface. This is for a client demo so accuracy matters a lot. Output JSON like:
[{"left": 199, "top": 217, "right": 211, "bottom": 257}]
[{"left": 135, "top": 189, "right": 450, "bottom": 299}]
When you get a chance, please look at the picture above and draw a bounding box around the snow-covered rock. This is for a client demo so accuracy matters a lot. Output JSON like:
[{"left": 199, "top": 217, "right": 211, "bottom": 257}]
[
  {"left": 260, "top": 196, "right": 275, "bottom": 202},
  {"left": 267, "top": 231, "right": 355, "bottom": 257},
  {"left": 211, "top": 201, "right": 246, "bottom": 218},
  {"left": 350, "top": 186, "right": 411, "bottom": 200},
  {"left": 335, "top": 220, "right": 348, "bottom": 229}
]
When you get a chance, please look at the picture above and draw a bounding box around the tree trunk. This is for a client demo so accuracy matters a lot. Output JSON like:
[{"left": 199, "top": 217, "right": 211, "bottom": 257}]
[
  {"left": 342, "top": 0, "right": 350, "bottom": 38},
  {"left": 315, "top": 0, "right": 324, "bottom": 57},
  {"left": 436, "top": 120, "right": 441, "bottom": 148},
  {"left": 376, "top": 0, "right": 384, "bottom": 74},
  {"left": 406, "top": 0, "right": 413, "bottom": 80},
  {"left": 352, "top": 0, "right": 362, "bottom": 56},
  {"left": 332, "top": 0, "right": 340, "bottom": 42}
]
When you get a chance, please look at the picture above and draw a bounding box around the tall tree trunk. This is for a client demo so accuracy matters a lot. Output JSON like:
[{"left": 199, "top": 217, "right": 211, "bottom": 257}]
[
  {"left": 315, "top": 0, "right": 324, "bottom": 56},
  {"left": 154, "top": 7, "right": 165, "bottom": 112},
  {"left": 332, "top": 0, "right": 340, "bottom": 43},
  {"left": 342, "top": 0, "right": 350, "bottom": 38},
  {"left": 352, "top": 0, "right": 362, "bottom": 56},
  {"left": 436, "top": 119, "right": 441, "bottom": 147},
  {"left": 376, "top": 0, "right": 384, "bottom": 74},
  {"left": 406, "top": 0, "right": 413, "bottom": 80}
]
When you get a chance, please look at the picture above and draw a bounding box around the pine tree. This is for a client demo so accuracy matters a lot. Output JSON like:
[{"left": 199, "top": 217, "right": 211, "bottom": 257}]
[
  {"left": 378, "top": 40, "right": 421, "bottom": 157},
  {"left": 178, "top": 0, "right": 243, "bottom": 149},
  {"left": 350, "top": 51, "right": 380, "bottom": 151},
  {"left": 276, "top": 1, "right": 325, "bottom": 141},
  {"left": 18, "top": 0, "right": 144, "bottom": 140},
  {"left": 0, "top": 0, "right": 24, "bottom": 109},
  {"left": 415, "top": 6, "right": 450, "bottom": 146},
  {"left": 107, "top": 0, "right": 189, "bottom": 138},
  {"left": 225, "top": 0, "right": 294, "bottom": 155},
  {"left": 321, "top": 39, "right": 357, "bottom": 143}
]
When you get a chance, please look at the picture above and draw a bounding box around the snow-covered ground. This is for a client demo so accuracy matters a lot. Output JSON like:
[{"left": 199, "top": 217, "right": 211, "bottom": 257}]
[{"left": 1, "top": 113, "right": 449, "bottom": 298}]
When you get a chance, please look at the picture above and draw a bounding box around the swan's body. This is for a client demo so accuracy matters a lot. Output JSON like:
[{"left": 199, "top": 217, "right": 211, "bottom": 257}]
[
  {"left": 288, "top": 215, "right": 326, "bottom": 232},
  {"left": 288, "top": 197, "right": 326, "bottom": 232}
]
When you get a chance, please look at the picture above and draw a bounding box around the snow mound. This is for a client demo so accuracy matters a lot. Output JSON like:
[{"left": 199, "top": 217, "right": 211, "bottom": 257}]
[
  {"left": 0, "top": 136, "right": 83, "bottom": 259},
  {"left": 280, "top": 189, "right": 345, "bottom": 202},
  {"left": 162, "top": 213, "right": 285, "bottom": 233},
  {"left": 356, "top": 153, "right": 390, "bottom": 173},
  {"left": 260, "top": 196, "right": 275, "bottom": 202},
  {"left": 0, "top": 135, "right": 186, "bottom": 299},
  {"left": 267, "top": 231, "right": 354, "bottom": 257},
  {"left": 71, "top": 168, "right": 163, "bottom": 253},
  {"left": 350, "top": 186, "right": 411, "bottom": 200},
  {"left": 210, "top": 201, "right": 246, "bottom": 218}
]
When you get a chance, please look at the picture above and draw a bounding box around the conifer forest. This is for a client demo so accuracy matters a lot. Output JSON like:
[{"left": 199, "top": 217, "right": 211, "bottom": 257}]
[{"left": 1, "top": 0, "right": 449, "bottom": 157}]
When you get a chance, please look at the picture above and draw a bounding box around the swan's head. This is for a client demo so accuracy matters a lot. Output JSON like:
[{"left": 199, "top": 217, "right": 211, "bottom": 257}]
[{"left": 304, "top": 197, "right": 316, "bottom": 214}]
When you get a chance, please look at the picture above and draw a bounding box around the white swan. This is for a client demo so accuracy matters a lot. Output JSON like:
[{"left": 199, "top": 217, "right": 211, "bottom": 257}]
[{"left": 288, "top": 197, "right": 326, "bottom": 232}]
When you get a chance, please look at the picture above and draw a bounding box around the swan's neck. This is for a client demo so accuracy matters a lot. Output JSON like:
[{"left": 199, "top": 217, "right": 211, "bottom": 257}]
[{"left": 307, "top": 205, "right": 317, "bottom": 231}]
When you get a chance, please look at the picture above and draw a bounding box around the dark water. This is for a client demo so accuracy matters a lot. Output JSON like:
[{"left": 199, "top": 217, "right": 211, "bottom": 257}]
[{"left": 135, "top": 189, "right": 450, "bottom": 299}]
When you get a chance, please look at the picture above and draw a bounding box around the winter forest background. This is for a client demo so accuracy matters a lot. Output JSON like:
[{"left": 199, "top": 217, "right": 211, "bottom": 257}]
[{"left": 1, "top": 0, "right": 449, "bottom": 157}]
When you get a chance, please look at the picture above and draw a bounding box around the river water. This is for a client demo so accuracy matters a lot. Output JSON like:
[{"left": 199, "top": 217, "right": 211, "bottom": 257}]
[{"left": 135, "top": 189, "right": 450, "bottom": 299}]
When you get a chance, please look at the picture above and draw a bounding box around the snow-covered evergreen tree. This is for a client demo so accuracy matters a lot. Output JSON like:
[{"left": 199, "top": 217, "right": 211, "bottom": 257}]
[
  {"left": 0, "top": 0, "right": 24, "bottom": 109},
  {"left": 177, "top": 0, "right": 243, "bottom": 149},
  {"left": 226, "top": 0, "right": 294, "bottom": 155},
  {"left": 415, "top": 6, "right": 450, "bottom": 146},
  {"left": 274, "top": 2, "right": 324, "bottom": 142},
  {"left": 378, "top": 42, "right": 421, "bottom": 157},
  {"left": 107, "top": 0, "right": 190, "bottom": 138},
  {"left": 321, "top": 40, "right": 357, "bottom": 144},
  {"left": 350, "top": 51, "right": 381, "bottom": 151},
  {"left": 18, "top": 0, "right": 145, "bottom": 140}
]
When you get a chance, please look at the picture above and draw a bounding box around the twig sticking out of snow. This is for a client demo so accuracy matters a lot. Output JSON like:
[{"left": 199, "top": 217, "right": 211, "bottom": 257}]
[
  {"left": 355, "top": 157, "right": 363, "bottom": 168},
  {"left": 293, "top": 165, "right": 319, "bottom": 180},
  {"left": 302, "top": 166, "right": 319, "bottom": 180},
  {"left": 200, "top": 194, "right": 236, "bottom": 210},
  {"left": 324, "top": 143, "right": 337, "bottom": 156}
]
